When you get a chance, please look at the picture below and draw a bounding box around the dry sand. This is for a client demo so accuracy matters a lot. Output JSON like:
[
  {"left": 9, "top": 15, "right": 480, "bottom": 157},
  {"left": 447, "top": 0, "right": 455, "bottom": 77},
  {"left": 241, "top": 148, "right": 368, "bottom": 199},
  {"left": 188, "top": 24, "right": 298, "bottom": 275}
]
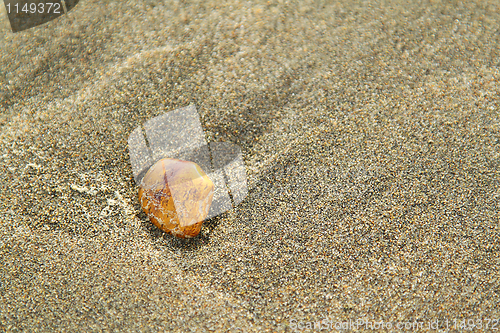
[{"left": 1, "top": 0, "right": 499, "bottom": 331}]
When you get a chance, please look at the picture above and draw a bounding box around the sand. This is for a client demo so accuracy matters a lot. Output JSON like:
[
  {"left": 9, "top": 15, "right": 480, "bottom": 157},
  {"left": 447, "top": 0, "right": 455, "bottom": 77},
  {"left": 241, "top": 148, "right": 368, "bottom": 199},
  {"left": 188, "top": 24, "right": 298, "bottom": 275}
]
[{"left": 1, "top": 0, "right": 499, "bottom": 331}]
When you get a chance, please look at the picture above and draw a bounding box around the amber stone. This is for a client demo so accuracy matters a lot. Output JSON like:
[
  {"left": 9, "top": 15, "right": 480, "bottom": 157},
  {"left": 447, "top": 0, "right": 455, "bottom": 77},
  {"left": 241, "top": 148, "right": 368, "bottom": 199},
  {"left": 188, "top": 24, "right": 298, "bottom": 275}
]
[{"left": 138, "top": 158, "right": 214, "bottom": 238}]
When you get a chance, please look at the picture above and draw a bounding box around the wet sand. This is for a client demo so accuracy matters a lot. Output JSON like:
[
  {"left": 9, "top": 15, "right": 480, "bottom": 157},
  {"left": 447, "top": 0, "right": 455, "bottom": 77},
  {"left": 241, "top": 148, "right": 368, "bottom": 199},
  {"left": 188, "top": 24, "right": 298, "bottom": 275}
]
[{"left": 1, "top": 0, "right": 499, "bottom": 331}]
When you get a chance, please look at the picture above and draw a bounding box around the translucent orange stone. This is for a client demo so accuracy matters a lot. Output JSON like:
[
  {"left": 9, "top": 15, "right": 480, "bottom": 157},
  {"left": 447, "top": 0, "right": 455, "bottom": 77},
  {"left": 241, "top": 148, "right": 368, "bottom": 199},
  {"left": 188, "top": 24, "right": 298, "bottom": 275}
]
[{"left": 138, "top": 158, "right": 214, "bottom": 238}]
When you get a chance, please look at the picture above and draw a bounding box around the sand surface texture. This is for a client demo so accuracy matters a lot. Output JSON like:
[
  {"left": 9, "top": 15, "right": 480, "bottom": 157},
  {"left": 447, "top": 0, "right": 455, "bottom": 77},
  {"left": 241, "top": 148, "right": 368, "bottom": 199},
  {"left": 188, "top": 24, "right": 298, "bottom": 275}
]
[{"left": 1, "top": 0, "right": 499, "bottom": 331}]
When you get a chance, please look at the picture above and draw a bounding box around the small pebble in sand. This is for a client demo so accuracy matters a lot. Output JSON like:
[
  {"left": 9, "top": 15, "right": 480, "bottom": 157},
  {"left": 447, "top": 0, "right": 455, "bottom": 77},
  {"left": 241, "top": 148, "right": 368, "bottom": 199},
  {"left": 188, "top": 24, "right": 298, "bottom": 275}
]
[{"left": 138, "top": 158, "right": 214, "bottom": 238}]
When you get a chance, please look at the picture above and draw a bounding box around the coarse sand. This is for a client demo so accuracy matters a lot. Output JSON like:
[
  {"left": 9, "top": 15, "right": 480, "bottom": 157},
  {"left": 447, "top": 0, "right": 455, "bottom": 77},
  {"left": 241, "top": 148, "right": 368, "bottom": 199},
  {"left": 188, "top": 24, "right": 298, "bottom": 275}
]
[{"left": 1, "top": 0, "right": 499, "bottom": 331}]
